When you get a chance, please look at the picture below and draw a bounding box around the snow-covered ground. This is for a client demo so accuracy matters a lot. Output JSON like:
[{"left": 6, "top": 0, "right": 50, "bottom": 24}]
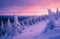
[
  {"left": 12, "top": 18, "right": 60, "bottom": 39},
  {"left": 0, "top": 16, "right": 60, "bottom": 39},
  {"left": 0, "top": 19, "right": 60, "bottom": 39},
  {"left": 12, "top": 20, "right": 49, "bottom": 39},
  {"left": 0, "top": 17, "right": 60, "bottom": 39},
  {"left": 55, "top": 18, "right": 60, "bottom": 26}
]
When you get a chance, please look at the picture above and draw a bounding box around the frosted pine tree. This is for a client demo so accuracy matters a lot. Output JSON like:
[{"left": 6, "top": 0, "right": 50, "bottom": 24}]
[
  {"left": 6, "top": 19, "right": 12, "bottom": 36},
  {"left": 48, "top": 9, "right": 55, "bottom": 30},
  {"left": 1, "top": 21, "right": 5, "bottom": 36},
  {"left": 12, "top": 14, "right": 23, "bottom": 36},
  {"left": 8, "top": 19, "right": 12, "bottom": 29},
  {"left": 56, "top": 8, "right": 59, "bottom": 19},
  {"left": 44, "top": 9, "right": 55, "bottom": 33},
  {"left": 1, "top": 21, "right": 4, "bottom": 31}
]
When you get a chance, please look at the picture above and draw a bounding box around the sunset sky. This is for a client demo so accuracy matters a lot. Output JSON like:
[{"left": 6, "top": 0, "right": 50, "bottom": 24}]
[{"left": 0, "top": 0, "right": 60, "bottom": 16}]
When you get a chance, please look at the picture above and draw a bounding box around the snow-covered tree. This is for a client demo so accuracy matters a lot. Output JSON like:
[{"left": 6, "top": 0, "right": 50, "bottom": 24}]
[
  {"left": 56, "top": 8, "right": 59, "bottom": 14},
  {"left": 56, "top": 8, "right": 60, "bottom": 19},
  {"left": 48, "top": 9, "right": 55, "bottom": 29},
  {"left": 0, "top": 21, "right": 5, "bottom": 36},
  {"left": 44, "top": 9, "right": 56, "bottom": 33},
  {"left": 1, "top": 21, "right": 4, "bottom": 30},
  {"left": 0, "top": 21, "right": 4, "bottom": 36},
  {"left": 7, "top": 19, "right": 12, "bottom": 29},
  {"left": 6, "top": 18, "right": 12, "bottom": 36},
  {"left": 21, "top": 21, "right": 26, "bottom": 29},
  {"left": 12, "top": 14, "right": 23, "bottom": 36}
]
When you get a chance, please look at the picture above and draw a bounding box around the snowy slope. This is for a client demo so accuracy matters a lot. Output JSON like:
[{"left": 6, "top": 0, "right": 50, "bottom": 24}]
[
  {"left": 33, "top": 18, "right": 60, "bottom": 39},
  {"left": 12, "top": 18, "right": 60, "bottom": 39},
  {"left": 12, "top": 20, "right": 49, "bottom": 39},
  {"left": 0, "top": 16, "right": 60, "bottom": 39},
  {"left": 0, "top": 18, "right": 60, "bottom": 39}
]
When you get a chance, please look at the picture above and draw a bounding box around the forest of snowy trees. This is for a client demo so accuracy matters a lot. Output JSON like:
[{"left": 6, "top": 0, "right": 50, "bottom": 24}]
[
  {"left": 0, "top": 14, "right": 23, "bottom": 38},
  {"left": 0, "top": 9, "right": 60, "bottom": 39}
]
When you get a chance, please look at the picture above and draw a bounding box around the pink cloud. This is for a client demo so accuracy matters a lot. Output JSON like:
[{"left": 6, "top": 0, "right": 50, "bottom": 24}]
[{"left": 0, "top": 0, "right": 60, "bottom": 16}]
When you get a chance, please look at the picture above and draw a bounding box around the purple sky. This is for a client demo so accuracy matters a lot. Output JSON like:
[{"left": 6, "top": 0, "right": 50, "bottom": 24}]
[{"left": 0, "top": 0, "right": 60, "bottom": 16}]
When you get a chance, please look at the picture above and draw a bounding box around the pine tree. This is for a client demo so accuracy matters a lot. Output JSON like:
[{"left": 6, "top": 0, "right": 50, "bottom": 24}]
[
  {"left": 6, "top": 18, "right": 12, "bottom": 36},
  {"left": 47, "top": 9, "right": 55, "bottom": 30},
  {"left": 1, "top": 21, "right": 5, "bottom": 36},
  {"left": 21, "top": 21, "right": 26, "bottom": 29},
  {"left": 56, "top": 8, "right": 59, "bottom": 19},
  {"left": 8, "top": 19, "right": 12, "bottom": 29},
  {"left": 56, "top": 8, "right": 59, "bottom": 14},
  {"left": 43, "top": 9, "right": 55, "bottom": 33},
  {"left": 1, "top": 21, "right": 4, "bottom": 30},
  {"left": 12, "top": 14, "right": 23, "bottom": 36}
]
